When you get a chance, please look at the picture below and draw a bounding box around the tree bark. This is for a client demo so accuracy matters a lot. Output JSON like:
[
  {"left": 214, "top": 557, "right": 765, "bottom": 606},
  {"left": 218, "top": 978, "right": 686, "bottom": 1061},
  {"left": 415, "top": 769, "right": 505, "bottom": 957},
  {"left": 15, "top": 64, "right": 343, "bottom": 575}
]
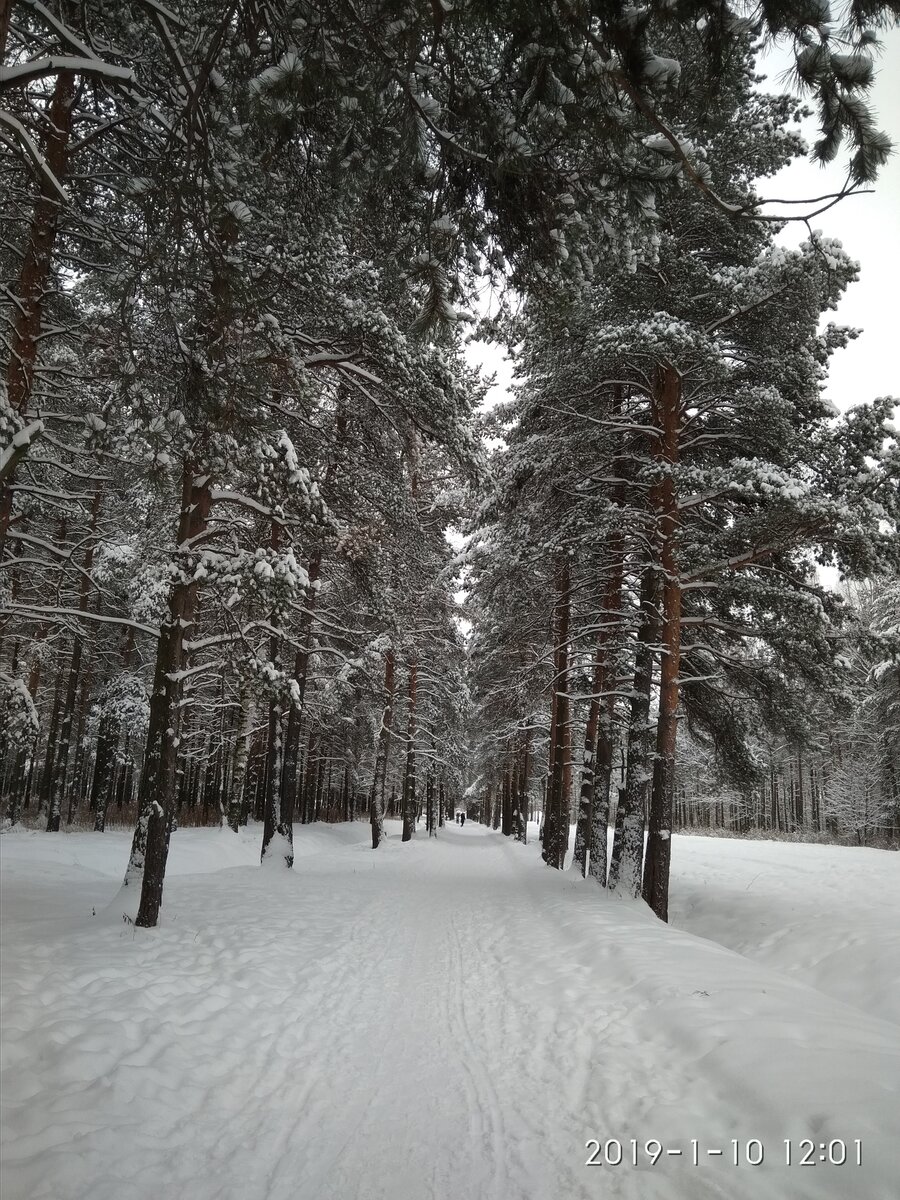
[
  {"left": 546, "top": 555, "right": 572, "bottom": 869},
  {"left": 554, "top": 556, "right": 573, "bottom": 868},
  {"left": 572, "top": 647, "right": 602, "bottom": 877},
  {"left": 609, "top": 560, "right": 657, "bottom": 898},
  {"left": 643, "top": 363, "right": 682, "bottom": 922},
  {"left": 577, "top": 538, "right": 626, "bottom": 884},
  {"left": 48, "top": 491, "right": 102, "bottom": 831},
  {"left": 227, "top": 687, "right": 253, "bottom": 831},
  {"left": 90, "top": 714, "right": 117, "bottom": 831},
  {"left": 501, "top": 746, "right": 514, "bottom": 837},
  {"left": 1, "top": 70, "right": 78, "bottom": 553},
  {"left": 370, "top": 647, "right": 395, "bottom": 848},
  {"left": 280, "top": 550, "right": 322, "bottom": 830},
  {"left": 401, "top": 658, "right": 418, "bottom": 841},
  {"left": 517, "top": 733, "right": 530, "bottom": 842},
  {"left": 260, "top": 522, "right": 293, "bottom": 866},
  {"left": 542, "top": 670, "right": 559, "bottom": 864},
  {"left": 126, "top": 466, "right": 211, "bottom": 927}
]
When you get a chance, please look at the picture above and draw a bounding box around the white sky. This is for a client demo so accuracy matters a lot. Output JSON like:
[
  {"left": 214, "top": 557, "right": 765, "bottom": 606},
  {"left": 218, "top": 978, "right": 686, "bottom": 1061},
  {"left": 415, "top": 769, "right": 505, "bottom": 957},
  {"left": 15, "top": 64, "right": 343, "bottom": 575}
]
[
  {"left": 761, "top": 28, "right": 900, "bottom": 413},
  {"left": 467, "top": 28, "right": 900, "bottom": 415}
]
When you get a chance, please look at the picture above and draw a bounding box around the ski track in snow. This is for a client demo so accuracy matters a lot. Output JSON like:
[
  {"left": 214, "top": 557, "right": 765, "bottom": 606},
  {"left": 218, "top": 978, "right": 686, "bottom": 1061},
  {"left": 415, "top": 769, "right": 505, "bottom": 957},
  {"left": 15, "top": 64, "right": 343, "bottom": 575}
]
[{"left": 1, "top": 822, "right": 898, "bottom": 1200}]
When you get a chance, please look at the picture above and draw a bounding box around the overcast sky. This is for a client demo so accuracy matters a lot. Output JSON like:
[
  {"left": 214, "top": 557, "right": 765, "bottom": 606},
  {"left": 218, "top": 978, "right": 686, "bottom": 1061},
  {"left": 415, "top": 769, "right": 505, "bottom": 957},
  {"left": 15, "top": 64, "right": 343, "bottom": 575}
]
[
  {"left": 467, "top": 28, "right": 900, "bottom": 415},
  {"left": 761, "top": 27, "right": 900, "bottom": 413}
]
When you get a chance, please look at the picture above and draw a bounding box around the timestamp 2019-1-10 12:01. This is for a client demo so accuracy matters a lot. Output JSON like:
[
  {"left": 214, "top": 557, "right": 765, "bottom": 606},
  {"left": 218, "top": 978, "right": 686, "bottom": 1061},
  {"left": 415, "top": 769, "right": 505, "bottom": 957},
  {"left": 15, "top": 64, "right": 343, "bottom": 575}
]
[{"left": 585, "top": 1138, "right": 864, "bottom": 1168}]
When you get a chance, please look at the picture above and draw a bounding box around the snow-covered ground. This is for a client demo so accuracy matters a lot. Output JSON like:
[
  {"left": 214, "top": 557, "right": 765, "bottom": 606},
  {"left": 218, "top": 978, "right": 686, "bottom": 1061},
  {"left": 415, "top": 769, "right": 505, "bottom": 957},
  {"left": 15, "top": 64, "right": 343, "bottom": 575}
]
[
  {"left": 669, "top": 834, "right": 900, "bottom": 1026},
  {"left": 2, "top": 822, "right": 898, "bottom": 1200}
]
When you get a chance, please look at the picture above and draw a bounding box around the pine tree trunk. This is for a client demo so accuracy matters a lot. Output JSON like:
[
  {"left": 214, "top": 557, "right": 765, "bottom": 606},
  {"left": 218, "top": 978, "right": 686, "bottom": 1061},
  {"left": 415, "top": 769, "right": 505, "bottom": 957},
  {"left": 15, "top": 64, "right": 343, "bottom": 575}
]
[
  {"left": 67, "top": 666, "right": 93, "bottom": 825},
  {"left": 609, "top": 561, "right": 657, "bottom": 897},
  {"left": 370, "top": 648, "right": 395, "bottom": 848},
  {"left": 401, "top": 659, "right": 417, "bottom": 841},
  {"left": 37, "top": 675, "right": 64, "bottom": 818},
  {"left": 91, "top": 714, "right": 117, "bottom": 831},
  {"left": 227, "top": 688, "right": 253, "bottom": 831},
  {"left": 261, "top": 522, "right": 293, "bottom": 865},
  {"left": 342, "top": 764, "right": 351, "bottom": 822},
  {"left": 261, "top": 697, "right": 290, "bottom": 863},
  {"left": 643, "top": 364, "right": 682, "bottom": 922},
  {"left": 542, "top": 688, "right": 559, "bottom": 861},
  {"left": 587, "top": 542, "right": 626, "bottom": 885},
  {"left": 426, "top": 770, "right": 435, "bottom": 836},
  {"left": 572, "top": 649, "right": 602, "bottom": 876},
  {"left": 1, "top": 70, "right": 77, "bottom": 553},
  {"left": 126, "top": 467, "right": 211, "bottom": 927},
  {"left": 517, "top": 734, "right": 530, "bottom": 842},
  {"left": 560, "top": 709, "right": 573, "bottom": 867},
  {"left": 545, "top": 555, "right": 571, "bottom": 869},
  {"left": 501, "top": 748, "right": 514, "bottom": 837},
  {"left": 280, "top": 551, "right": 322, "bottom": 832},
  {"left": 301, "top": 731, "right": 316, "bottom": 824},
  {"left": 46, "top": 639, "right": 81, "bottom": 832},
  {"left": 95, "top": 633, "right": 134, "bottom": 831},
  {"left": 48, "top": 491, "right": 102, "bottom": 831},
  {"left": 552, "top": 556, "right": 572, "bottom": 868}
]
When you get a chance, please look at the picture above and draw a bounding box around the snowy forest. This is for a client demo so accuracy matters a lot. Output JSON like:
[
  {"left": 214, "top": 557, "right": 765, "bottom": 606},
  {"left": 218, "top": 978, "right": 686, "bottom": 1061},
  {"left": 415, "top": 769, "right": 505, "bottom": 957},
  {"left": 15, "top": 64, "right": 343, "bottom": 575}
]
[{"left": 1, "top": 3, "right": 899, "bottom": 1198}]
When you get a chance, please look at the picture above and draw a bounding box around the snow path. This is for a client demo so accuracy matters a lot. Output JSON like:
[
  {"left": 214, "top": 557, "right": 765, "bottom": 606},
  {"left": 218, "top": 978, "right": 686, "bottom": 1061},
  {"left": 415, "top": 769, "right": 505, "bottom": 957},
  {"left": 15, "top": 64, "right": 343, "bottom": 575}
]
[{"left": 2, "top": 823, "right": 899, "bottom": 1200}]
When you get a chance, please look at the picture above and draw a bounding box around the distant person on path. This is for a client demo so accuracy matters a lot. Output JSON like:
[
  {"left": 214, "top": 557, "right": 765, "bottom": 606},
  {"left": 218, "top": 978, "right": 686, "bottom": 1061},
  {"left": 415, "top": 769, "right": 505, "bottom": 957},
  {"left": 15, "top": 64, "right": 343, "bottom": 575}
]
[{"left": 460, "top": 813, "right": 466, "bottom": 827}]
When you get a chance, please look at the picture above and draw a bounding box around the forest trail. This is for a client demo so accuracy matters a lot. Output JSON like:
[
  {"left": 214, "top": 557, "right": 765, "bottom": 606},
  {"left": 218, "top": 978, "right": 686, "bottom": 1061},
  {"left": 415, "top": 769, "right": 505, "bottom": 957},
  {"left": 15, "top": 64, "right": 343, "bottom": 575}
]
[{"left": 2, "top": 822, "right": 899, "bottom": 1200}]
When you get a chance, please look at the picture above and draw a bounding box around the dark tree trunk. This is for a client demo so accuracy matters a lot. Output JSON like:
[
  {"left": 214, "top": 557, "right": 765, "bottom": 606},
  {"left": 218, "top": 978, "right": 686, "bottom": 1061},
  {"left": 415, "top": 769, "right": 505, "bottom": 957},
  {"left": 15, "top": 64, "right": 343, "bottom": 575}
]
[
  {"left": 609, "top": 561, "right": 657, "bottom": 898},
  {"left": 370, "top": 648, "right": 395, "bottom": 848},
  {"left": 572, "top": 649, "right": 602, "bottom": 877},
  {"left": 37, "top": 675, "right": 64, "bottom": 818},
  {"left": 49, "top": 492, "right": 102, "bottom": 831},
  {"left": 46, "top": 640, "right": 81, "bottom": 832},
  {"left": 126, "top": 467, "right": 211, "bottom": 927},
  {"left": 587, "top": 540, "right": 626, "bottom": 885},
  {"left": 91, "top": 714, "right": 117, "bottom": 831},
  {"left": 280, "top": 551, "right": 321, "bottom": 836},
  {"left": 606, "top": 788, "right": 627, "bottom": 889},
  {"left": 501, "top": 749, "right": 514, "bottom": 837},
  {"left": 227, "top": 689, "right": 252, "bottom": 831},
  {"left": 426, "top": 769, "right": 436, "bottom": 836},
  {"left": 543, "top": 701, "right": 558, "bottom": 862},
  {"left": 1, "top": 71, "right": 77, "bottom": 554},
  {"left": 401, "top": 659, "right": 417, "bottom": 842},
  {"left": 549, "top": 556, "right": 571, "bottom": 868},
  {"left": 261, "top": 697, "right": 290, "bottom": 863},
  {"left": 261, "top": 522, "right": 293, "bottom": 865},
  {"left": 517, "top": 735, "right": 530, "bottom": 843},
  {"left": 342, "top": 764, "right": 351, "bottom": 822},
  {"left": 545, "top": 556, "right": 571, "bottom": 869},
  {"left": 67, "top": 666, "right": 93, "bottom": 825},
  {"left": 643, "top": 364, "right": 682, "bottom": 922}
]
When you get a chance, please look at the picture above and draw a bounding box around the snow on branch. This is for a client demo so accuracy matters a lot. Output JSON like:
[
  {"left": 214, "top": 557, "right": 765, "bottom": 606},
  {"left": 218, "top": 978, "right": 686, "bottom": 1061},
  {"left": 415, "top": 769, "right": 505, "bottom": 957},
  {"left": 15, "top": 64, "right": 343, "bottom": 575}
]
[
  {"left": 0, "top": 112, "right": 69, "bottom": 202},
  {"left": 0, "top": 604, "right": 159, "bottom": 638},
  {"left": 208, "top": 488, "right": 304, "bottom": 525},
  {"left": 0, "top": 419, "right": 44, "bottom": 485},
  {"left": 0, "top": 58, "right": 135, "bottom": 91}
]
